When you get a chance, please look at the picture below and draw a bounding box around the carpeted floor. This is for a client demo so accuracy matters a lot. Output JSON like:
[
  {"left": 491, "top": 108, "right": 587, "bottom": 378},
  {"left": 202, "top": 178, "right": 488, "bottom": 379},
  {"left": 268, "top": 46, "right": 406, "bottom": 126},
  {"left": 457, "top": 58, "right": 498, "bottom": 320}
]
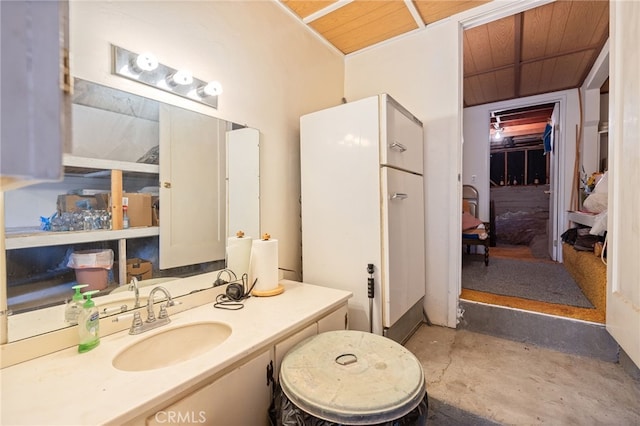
[{"left": 462, "top": 256, "right": 593, "bottom": 308}]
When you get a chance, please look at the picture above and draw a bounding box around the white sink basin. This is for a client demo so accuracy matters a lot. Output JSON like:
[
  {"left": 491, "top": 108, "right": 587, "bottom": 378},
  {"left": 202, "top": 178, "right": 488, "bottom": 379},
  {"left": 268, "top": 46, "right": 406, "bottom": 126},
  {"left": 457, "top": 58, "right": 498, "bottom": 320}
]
[{"left": 112, "top": 322, "right": 232, "bottom": 372}]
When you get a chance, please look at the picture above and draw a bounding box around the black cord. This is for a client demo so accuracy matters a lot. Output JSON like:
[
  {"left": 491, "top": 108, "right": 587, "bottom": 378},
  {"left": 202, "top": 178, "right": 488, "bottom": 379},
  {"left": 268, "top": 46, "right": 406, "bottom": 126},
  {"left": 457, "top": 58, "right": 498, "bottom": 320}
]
[
  {"left": 213, "top": 293, "right": 245, "bottom": 310},
  {"left": 213, "top": 277, "right": 258, "bottom": 311}
]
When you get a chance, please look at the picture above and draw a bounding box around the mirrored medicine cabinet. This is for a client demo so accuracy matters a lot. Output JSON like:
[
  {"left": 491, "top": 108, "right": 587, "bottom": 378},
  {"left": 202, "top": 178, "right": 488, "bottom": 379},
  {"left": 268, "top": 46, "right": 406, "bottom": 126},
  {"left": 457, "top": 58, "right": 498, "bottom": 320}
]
[{"left": 2, "top": 78, "right": 260, "bottom": 344}]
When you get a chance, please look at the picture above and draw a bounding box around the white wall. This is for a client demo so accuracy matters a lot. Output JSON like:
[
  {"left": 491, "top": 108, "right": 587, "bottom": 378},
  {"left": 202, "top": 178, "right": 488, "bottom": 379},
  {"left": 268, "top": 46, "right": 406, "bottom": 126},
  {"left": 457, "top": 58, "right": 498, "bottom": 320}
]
[{"left": 70, "top": 1, "right": 345, "bottom": 279}]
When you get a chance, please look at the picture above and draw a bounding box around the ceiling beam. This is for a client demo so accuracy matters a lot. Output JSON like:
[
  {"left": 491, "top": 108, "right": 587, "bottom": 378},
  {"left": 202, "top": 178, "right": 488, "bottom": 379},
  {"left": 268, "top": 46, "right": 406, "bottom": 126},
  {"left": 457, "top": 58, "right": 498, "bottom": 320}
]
[
  {"left": 513, "top": 12, "right": 523, "bottom": 99},
  {"left": 404, "top": 0, "right": 425, "bottom": 28},
  {"left": 303, "top": 0, "right": 353, "bottom": 24},
  {"left": 464, "top": 43, "right": 606, "bottom": 79}
]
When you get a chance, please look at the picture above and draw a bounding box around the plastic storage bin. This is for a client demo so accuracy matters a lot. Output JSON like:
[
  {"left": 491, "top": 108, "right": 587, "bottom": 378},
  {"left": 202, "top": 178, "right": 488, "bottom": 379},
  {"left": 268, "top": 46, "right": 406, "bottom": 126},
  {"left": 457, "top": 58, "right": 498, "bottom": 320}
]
[{"left": 67, "top": 249, "right": 114, "bottom": 291}]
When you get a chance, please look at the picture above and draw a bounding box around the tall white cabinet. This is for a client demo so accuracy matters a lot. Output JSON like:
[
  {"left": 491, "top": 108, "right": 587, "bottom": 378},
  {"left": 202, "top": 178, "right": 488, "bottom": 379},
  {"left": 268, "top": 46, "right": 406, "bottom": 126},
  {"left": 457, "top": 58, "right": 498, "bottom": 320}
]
[{"left": 300, "top": 94, "right": 426, "bottom": 343}]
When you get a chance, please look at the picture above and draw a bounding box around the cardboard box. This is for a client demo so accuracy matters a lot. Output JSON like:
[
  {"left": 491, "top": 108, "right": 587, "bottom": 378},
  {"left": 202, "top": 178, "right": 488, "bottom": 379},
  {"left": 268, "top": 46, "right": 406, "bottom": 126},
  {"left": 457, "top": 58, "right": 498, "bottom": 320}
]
[
  {"left": 115, "top": 258, "right": 153, "bottom": 283},
  {"left": 57, "top": 193, "right": 110, "bottom": 214},
  {"left": 123, "top": 193, "right": 152, "bottom": 227}
]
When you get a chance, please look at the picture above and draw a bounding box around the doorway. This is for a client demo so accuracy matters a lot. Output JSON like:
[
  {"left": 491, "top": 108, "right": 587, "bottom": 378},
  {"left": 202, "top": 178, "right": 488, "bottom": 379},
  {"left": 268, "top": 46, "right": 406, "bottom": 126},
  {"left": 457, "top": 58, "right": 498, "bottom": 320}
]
[
  {"left": 489, "top": 103, "right": 555, "bottom": 260},
  {"left": 460, "top": 99, "right": 603, "bottom": 323}
]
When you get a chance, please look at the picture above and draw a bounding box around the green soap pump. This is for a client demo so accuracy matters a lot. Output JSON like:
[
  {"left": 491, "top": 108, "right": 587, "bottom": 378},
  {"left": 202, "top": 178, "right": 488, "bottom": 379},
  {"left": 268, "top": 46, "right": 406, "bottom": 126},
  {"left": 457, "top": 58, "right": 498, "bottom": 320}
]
[
  {"left": 64, "top": 284, "right": 89, "bottom": 325},
  {"left": 78, "top": 290, "right": 100, "bottom": 353}
]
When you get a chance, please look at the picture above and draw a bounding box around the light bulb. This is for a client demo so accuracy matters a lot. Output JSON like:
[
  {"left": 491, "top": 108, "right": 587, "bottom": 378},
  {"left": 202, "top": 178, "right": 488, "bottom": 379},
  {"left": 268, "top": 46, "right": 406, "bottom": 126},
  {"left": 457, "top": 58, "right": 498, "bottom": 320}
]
[
  {"left": 134, "top": 52, "right": 158, "bottom": 72},
  {"left": 198, "top": 81, "right": 223, "bottom": 97},
  {"left": 167, "top": 69, "right": 193, "bottom": 86},
  {"left": 494, "top": 130, "right": 502, "bottom": 141}
]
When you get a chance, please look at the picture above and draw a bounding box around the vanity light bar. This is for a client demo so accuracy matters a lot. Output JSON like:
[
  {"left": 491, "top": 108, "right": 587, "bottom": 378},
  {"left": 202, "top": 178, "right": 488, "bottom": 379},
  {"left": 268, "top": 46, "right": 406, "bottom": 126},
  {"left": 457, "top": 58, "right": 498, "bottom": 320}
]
[{"left": 112, "top": 44, "right": 221, "bottom": 109}]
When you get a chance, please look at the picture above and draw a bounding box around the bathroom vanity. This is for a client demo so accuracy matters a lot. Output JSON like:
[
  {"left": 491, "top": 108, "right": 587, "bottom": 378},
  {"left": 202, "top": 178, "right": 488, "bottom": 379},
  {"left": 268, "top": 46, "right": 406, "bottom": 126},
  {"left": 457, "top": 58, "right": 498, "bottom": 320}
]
[{"left": 0, "top": 278, "right": 351, "bottom": 425}]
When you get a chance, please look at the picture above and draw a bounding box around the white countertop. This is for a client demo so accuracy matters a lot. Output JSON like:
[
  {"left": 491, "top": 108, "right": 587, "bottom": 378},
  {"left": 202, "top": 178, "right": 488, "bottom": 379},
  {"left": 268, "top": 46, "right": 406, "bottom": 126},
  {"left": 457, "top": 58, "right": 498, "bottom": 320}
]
[{"left": 0, "top": 279, "right": 351, "bottom": 425}]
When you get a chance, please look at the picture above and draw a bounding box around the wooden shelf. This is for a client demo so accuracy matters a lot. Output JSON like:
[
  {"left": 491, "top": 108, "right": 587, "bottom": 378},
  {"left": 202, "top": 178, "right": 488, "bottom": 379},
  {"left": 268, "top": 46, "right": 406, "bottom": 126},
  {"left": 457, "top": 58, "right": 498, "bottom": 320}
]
[
  {"left": 5, "top": 226, "right": 159, "bottom": 250},
  {"left": 63, "top": 154, "right": 159, "bottom": 176}
]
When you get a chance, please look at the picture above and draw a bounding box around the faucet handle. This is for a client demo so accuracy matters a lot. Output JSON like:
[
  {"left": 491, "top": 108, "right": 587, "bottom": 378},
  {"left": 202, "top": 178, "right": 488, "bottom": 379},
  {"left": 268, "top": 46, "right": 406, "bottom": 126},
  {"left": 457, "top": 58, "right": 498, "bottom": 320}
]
[
  {"left": 129, "top": 312, "right": 144, "bottom": 334},
  {"left": 158, "top": 304, "right": 169, "bottom": 320}
]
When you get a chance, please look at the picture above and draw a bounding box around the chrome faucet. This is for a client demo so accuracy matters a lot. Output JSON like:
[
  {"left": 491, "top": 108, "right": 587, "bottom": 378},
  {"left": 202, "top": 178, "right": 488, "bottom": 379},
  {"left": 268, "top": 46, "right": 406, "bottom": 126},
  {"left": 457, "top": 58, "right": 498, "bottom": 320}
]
[
  {"left": 129, "top": 277, "right": 140, "bottom": 309},
  {"left": 129, "top": 286, "right": 175, "bottom": 335}
]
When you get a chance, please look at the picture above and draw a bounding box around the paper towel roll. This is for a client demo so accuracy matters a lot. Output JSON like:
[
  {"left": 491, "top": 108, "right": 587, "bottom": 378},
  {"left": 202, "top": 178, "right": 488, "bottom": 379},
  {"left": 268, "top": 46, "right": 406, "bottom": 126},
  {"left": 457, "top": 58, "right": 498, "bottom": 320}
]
[
  {"left": 227, "top": 235, "right": 253, "bottom": 278},
  {"left": 249, "top": 238, "right": 279, "bottom": 292}
]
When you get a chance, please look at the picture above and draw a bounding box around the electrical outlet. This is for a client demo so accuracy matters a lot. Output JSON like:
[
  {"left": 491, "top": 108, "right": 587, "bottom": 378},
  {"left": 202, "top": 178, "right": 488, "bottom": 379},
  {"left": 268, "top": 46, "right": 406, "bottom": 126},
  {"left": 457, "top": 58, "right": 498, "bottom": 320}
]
[{"left": 471, "top": 175, "right": 477, "bottom": 183}]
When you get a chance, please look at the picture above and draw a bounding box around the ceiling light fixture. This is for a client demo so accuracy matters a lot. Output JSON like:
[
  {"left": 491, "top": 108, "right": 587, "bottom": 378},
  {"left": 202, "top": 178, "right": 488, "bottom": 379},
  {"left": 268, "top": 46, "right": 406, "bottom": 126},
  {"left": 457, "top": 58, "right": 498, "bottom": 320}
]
[
  {"left": 167, "top": 69, "right": 193, "bottom": 86},
  {"left": 112, "top": 45, "right": 220, "bottom": 109},
  {"left": 133, "top": 52, "right": 158, "bottom": 72},
  {"left": 198, "top": 81, "right": 223, "bottom": 97}
]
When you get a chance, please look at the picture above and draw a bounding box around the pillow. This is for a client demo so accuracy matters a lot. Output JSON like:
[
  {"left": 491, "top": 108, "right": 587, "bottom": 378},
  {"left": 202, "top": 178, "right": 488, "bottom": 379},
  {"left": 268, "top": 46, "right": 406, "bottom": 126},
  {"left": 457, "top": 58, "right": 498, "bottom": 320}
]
[
  {"left": 583, "top": 192, "right": 608, "bottom": 213},
  {"left": 462, "top": 211, "right": 483, "bottom": 230}
]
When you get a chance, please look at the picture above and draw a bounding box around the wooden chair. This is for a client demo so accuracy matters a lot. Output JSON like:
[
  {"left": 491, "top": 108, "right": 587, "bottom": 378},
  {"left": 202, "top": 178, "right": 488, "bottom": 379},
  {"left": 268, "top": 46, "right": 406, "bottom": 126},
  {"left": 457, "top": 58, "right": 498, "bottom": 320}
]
[{"left": 462, "top": 185, "right": 490, "bottom": 266}]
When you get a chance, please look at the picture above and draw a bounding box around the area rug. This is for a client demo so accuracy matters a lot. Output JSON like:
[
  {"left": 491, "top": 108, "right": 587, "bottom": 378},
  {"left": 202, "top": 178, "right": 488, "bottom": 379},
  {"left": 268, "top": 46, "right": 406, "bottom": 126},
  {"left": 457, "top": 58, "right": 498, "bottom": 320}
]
[{"left": 462, "top": 257, "right": 593, "bottom": 308}]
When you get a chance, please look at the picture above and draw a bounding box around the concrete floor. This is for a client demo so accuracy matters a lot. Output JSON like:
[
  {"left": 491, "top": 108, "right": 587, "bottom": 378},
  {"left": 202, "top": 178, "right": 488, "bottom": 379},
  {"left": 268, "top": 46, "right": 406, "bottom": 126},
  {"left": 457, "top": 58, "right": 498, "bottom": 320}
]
[{"left": 405, "top": 325, "right": 640, "bottom": 425}]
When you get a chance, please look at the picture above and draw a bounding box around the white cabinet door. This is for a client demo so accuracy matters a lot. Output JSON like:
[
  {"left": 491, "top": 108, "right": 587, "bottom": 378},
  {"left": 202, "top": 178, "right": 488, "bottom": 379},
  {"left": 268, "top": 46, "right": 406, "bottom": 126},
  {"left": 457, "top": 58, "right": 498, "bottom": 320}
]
[
  {"left": 0, "top": 0, "right": 70, "bottom": 191},
  {"left": 226, "top": 128, "right": 260, "bottom": 240},
  {"left": 147, "top": 349, "right": 273, "bottom": 426},
  {"left": 317, "top": 304, "right": 349, "bottom": 333},
  {"left": 274, "top": 323, "right": 317, "bottom": 381},
  {"left": 159, "top": 104, "right": 226, "bottom": 269},
  {"left": 381, "top": 167, "right": 426, "bottom": 328}
]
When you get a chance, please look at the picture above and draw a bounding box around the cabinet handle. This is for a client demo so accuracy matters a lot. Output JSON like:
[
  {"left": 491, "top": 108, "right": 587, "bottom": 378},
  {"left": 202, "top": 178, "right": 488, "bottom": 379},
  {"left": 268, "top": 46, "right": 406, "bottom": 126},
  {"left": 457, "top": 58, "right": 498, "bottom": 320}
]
[
  {"left": 391, "top": 193, "right": 408, "bottom": 200},
  {"left": 163, "top": 182, "right": 172, "bottom": 189},
  {"left": 389, "top": 141, "right": 407, "bottom": 152}
]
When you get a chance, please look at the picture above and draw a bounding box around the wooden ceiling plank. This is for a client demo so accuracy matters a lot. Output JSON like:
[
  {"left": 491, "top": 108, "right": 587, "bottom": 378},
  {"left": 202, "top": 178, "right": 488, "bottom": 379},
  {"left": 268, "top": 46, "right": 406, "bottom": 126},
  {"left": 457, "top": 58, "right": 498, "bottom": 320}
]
[
  {"left": 463, "top": 76, "right": 482, "bottom": 107},
  {"left": 464, "top": 25, "right": 495, "bottom": 72},
  {"left": 587, "top": 2, "right": 610, "bottom": 46},
  {"left": 281, "top": 0, "right": 338, "bottom": 19},
  {"left": 463, "top": 32, "right": 479, "bottom": 75},
  {"left": 312, "top": 1, "right": 412, "bottom": 39},
  {"left": 494, "top": 68, "right": 515, "bottom": 102},
  {"left": 552, "top": 51, "right": 589, "bottom": 88},
  {"left": 487, "top": 15, "right": 516, "bottom": 68},
  {"left": 310, "top": 1, "right": 391, "bottom": 34},
  {"left": 521, "top": 2, "right": 553, "bottom": 61},
  {"left": 519, "top": 61, "right": 544, "bottom": 97},
  {"left": 540, "top": 1, "right": 573, "bottom": 57},
  {"left": 559, "top": 1, "right": 609, "bottom": 52},
  {"left": 414, "top": 1, "right": 491, "bottom": 25},
  {"left": 324, "top": 5, "right": 418, "bottom": 54}
]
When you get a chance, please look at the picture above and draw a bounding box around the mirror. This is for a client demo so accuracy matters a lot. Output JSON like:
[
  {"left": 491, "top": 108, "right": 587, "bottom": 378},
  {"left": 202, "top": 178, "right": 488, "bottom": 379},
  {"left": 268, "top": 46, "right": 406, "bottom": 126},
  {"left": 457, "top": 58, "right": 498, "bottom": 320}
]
[{"left": 2, "top": 79, "right": 259, "bottom": 342}]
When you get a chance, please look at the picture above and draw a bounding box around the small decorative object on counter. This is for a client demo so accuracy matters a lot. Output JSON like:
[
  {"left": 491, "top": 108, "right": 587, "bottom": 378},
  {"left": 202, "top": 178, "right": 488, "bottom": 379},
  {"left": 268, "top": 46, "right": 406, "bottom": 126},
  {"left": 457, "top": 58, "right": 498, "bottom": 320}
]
[
  {"left": 78, "top": 290, "right": 100, "bottom": 353},
  {"left": 64, "top": 284, "right": 89, "bottom": 325}
]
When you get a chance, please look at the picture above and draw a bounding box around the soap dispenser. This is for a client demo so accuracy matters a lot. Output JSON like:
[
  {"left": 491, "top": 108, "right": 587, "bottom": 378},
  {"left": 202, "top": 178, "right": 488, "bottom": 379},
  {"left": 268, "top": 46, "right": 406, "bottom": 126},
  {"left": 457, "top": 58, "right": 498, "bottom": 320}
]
[
  {"left": 64, "top": 284, "right": 89, "bottom": 325},
  {"left": 78, "top": 290, "right": 100, "bottom": 353}
]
